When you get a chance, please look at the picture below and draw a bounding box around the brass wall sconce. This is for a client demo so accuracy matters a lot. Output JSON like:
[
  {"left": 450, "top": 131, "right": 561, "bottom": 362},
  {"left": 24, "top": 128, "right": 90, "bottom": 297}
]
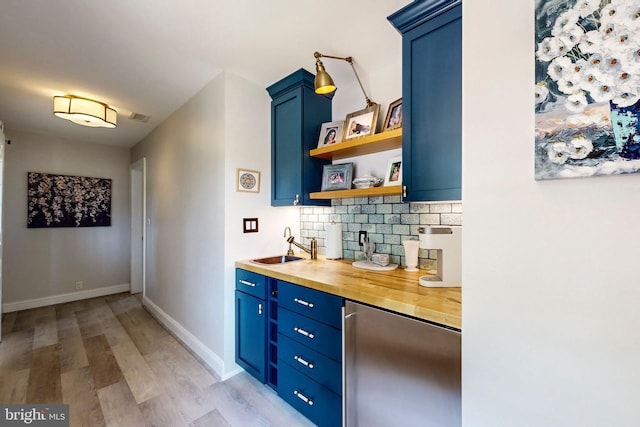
[{"left": 313, "top": 51, "right": 376, "bottom": 107}]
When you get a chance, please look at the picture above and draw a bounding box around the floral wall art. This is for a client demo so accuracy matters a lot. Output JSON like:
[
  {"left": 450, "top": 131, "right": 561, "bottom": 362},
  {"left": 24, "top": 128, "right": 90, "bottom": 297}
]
[
  {"left": 27, "top": 172, "right": 112, "bottom": 228},
  {"left": 535, "top": 0, "right": 640, "bottom": 179}
]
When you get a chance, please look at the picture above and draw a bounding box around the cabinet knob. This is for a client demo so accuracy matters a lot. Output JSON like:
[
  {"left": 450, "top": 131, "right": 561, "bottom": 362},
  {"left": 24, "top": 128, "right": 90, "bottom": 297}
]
[
  {"left": 239, "top": 279, "right": 256, "bottom": 287},
  {"left": 402, "top": 185, "right": 407, "bottom": 198},
  {"left": 293, "top": 194, "right": 300, "bottom": 206},
  {"left": 294, "top": 390, "right": 314, "bottom": 406},
  {"left": 294, "top": 355, "right": 314, "bottom": 369},
  {"left": 294, "top": 327, "right": 315, "bottom": 339},
  {"left": 294, "top": 298, "right": 314, "bottom": 308}
]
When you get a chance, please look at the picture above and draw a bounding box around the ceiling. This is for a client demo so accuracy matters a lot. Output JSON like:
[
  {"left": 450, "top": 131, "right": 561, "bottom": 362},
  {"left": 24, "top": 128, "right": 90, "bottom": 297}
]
[{"left": 0, "top": 0, "right": 410, "bottom": 148}]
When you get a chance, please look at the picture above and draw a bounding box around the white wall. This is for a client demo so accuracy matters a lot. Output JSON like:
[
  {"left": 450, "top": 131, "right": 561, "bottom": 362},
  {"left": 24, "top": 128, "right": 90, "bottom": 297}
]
[
  {"left": 222, "top": 73, "right": 300, "bottom": 377},
  {"left": 3, "top": 130, "right": 131, "bottom": 306},
  {"left": 131, "top": 74, "right": 227, "bottom": 371},
  {"left": 463, "top": 1, "right": 640, "bottom": 425}
]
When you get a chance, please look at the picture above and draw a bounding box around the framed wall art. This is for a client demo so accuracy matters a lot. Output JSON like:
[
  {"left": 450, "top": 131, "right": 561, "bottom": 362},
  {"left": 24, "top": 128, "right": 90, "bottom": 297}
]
[
  {"left": 27, "top": 172, "right": 112, "bottom": 228},
  {"left": 535, "top": 0, "right": 640, "bottom": 180},
  {"left": 321, "top": 163, "right": 353, "bottom": 191},
  {"left": 343, "top": 104, "right": 380, "bottom": 141},
  {"left": 236, "top": 168, "right": 261, "bottom": 193},
  {"left": 383, "top": 98, "right": 403, "bottom": 131},
  {"left": 317, "top": 120, "right": 345, "bottom": 148},
  {"left": 384, "top": 156, "right": 402, "bottom": 186}
]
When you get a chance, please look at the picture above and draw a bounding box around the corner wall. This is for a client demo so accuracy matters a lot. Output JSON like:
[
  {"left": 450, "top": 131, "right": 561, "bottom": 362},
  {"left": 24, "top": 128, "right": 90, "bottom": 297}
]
[
  {"left": 3, "top": 130, "right": 131, "bottom": 309},
  {"left": 131, "top": 72, "right": 299, "bottom": 378}
]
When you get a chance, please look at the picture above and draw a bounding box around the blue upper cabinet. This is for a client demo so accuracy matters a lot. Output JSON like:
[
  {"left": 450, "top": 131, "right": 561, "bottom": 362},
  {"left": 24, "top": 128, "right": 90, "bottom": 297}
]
[
  {"left": 389, "top": 0, "right": 462, "bottom": 202},
  {"left": 267, "top": 69, "right": 332, "bottom": 206}
]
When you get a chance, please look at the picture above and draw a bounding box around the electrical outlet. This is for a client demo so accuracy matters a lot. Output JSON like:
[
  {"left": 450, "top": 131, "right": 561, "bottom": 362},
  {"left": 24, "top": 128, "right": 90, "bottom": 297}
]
[
  {"left": 359, "top": 231, "right": 367, "bottom": 246},
  {"left": 75, "top": 281, "right": 83, "bottom": 290}
]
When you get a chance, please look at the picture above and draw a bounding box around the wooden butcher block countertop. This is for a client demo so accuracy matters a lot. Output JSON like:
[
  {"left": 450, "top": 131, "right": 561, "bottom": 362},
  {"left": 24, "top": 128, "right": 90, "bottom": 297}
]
[{"left": 235, "top": 257, "right": 462, "bottom": 330}]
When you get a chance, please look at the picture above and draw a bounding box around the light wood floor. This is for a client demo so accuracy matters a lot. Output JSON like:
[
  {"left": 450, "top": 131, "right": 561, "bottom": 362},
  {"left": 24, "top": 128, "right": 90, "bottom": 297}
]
[{"left": 0, "top": 292, "right": 314, "bottom": 427}]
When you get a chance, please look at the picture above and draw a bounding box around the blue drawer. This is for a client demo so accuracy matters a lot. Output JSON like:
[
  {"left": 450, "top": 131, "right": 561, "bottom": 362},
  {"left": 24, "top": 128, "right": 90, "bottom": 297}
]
[
  {"left": 236, "top": 269, "right": 266, "bottom": 299},
  {"left": 278, "top": 333, "right": 341, "bottom": 395},
  {"left": 278, "top": 307, "right": 341, "bottom": 361},
  {"left": 278, "top": 280, "right": 342, "bottom": 328},
  {"left": 278, "top": 361, "right": 342, "bottom": 427}
]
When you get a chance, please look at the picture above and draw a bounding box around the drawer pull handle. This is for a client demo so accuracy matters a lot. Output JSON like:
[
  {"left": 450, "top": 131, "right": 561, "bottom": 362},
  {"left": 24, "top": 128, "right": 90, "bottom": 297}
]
[
  {"left": 239, "top": 280, "right": 256, "bottom": 287},
  {"left": 294, "top": 298, "right": 314, "bottom": 308},
  {"left": 258, "top": 303, "right": 263, "bottom": 315},
  {"left": 294, "top": 327, "right": 315, "bottom": 339},
  {"left": 294, "top": 390, "right": 314, "bottom": 406},
  {"left": 294, "top": 355, "right": 314, "bottom": 369}
]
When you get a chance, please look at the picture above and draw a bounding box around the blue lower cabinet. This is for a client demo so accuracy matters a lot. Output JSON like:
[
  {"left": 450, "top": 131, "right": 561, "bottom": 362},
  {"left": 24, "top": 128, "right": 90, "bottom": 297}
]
[
  {"left": 278, "top": 333, "right": 342, "bottom": 395},
  {"left": 278, "top": 361, "right": 342, "bottom": 427},
  {"left": 235, "top": 290, "right": 266, "bottom": 383},
  {"left": 278, "top": 307, "right": 342, "bottom": 362}
]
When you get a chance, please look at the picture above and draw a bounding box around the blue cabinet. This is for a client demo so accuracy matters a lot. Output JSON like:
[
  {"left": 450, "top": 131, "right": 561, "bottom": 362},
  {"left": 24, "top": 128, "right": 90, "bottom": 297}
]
[
  {"left": 235, "top": 271, "right": 343, "bottom": 426},
  {"left": 266, "top": 69, "right": 332, "bottom": 207},
  {"left": 389, "top": 0, "right": 462, "bottom": 202},
  {"left": 276, "top": 281, "right": 342, "bottom": 427},
  {"left": 235, "top": 269, "right": 268, "bottom": 383}
]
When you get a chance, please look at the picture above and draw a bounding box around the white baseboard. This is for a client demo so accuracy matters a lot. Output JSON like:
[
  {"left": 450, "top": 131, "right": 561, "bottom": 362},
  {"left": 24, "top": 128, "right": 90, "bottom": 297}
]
[
  {"left": 142, "top": 295, "right": 228, "bottom": 380},
  {"left": 2, "top": 283, "right": 131, "bottom": 313}
]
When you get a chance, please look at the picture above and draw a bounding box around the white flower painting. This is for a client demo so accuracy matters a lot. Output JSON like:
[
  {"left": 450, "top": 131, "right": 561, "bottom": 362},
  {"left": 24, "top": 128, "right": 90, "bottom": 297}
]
[
  {"left": 535, "top": 0, "right": 640, "bottom": 179},
  {"left": 27, "top": 172, "right": 112, "bottom": 228}
]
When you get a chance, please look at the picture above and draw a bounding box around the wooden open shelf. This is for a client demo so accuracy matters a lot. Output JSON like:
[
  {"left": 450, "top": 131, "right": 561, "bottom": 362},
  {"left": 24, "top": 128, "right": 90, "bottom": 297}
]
[
  {"left": 310, "top": 185, "right": 402, "bottom": 200},
  {"left": 310, "top": 128, "right": 402, "bottom": 161}
]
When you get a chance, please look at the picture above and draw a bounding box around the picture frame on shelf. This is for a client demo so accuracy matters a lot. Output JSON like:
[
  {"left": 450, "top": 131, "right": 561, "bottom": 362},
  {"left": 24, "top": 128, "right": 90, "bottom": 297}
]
[
  {"left": 343, "top": 104, "right": 380, "bottom": 141},
  {"left": 317, "top": 120, "right": 344, "bottom": 148},
  {"left": 321, "top": 163, "right": 353, "bottom": 191},
  {"left": 236, "top": 168, "right": 261, "bottom": 193},
  {"left": 383, "top": 98, "right": 402, "bottom": 131},
  {"left": 384, "top": 156, "right": 402, "bottom": 186}
]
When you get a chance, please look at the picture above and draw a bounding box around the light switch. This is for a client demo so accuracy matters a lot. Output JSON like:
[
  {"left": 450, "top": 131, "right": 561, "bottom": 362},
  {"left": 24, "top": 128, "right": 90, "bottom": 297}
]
[{"left": 243, "top": 218, "right": 259, "bottom": 233}]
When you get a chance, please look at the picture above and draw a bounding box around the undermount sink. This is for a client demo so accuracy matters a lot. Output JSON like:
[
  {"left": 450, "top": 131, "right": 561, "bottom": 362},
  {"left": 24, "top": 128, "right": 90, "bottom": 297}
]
[{"left": 251, "top": 255, "right": 304, "bottom": 264}]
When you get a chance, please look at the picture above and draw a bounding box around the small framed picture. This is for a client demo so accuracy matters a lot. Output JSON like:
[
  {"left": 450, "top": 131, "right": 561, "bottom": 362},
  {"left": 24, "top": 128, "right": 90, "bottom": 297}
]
[
  {"left": 321, "top": 163, "right": 354, "bottom": 191},
  {"left": 343, "top": 104, "right": 380, "bottom": 141},
  {"left": 317, "top": 121, "right": 344, "bottom": 148},
  {"left": 384, "top": 156, "right": 402, "bottom": 186},
  {"left": 236, "top": 168, "right": 260, "bottom": 193},
  {"left": 383, "top": 98, "right": 402, "bottom": 131}
]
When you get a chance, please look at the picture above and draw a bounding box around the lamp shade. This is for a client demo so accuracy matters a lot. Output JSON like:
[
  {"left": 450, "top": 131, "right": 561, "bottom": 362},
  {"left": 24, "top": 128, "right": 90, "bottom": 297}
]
[
  {"left": 314, "top": 60, "right": 337, "bottom": 95},
  {"left": 53, "top": 95, "right": 117, "bottom": 128}
]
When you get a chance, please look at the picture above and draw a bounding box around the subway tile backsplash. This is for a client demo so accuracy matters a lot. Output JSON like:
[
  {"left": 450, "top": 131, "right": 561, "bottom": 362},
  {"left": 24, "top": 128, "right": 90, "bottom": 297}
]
[{"left": 300, "top": 196, "right": 462, "bottom": 269}]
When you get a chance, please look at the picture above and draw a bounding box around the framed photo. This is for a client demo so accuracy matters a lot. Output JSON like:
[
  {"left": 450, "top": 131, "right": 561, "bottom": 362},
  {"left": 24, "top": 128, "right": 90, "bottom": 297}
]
[
  {"left": 236, "top": 168, "right": 260, "bottom": 193},
  {"left": 343, "top": 104, "right": 380, "bottom": 141},
  {"left": 384, "top": 156, "right": 402, "bottom": 186},
  {"left": 321, "top": 163, "right": 353, "bottom": 191},
  {"left": 383, "top": 98, "right": 402, "bottom": 131},
  {"left": 317, "top": 121, "right": 344, "bottom": 148}
]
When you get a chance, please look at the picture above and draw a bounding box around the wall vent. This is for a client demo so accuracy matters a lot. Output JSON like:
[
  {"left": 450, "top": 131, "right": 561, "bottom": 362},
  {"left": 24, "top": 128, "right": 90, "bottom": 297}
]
[{"left": 128, "top": 112, "right": 151, "bottom": 123}]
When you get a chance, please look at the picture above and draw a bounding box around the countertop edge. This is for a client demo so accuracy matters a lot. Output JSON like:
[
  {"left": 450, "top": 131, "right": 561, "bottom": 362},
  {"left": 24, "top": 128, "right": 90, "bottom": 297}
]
[{"left": 235, "top": 258, "right": 461, "bottom": 330}]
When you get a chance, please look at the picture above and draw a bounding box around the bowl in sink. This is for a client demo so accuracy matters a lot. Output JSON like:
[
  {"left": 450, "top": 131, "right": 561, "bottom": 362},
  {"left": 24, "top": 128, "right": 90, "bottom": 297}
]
[{"left": 251, "top": 255, "right": 304, "bottom": 264}]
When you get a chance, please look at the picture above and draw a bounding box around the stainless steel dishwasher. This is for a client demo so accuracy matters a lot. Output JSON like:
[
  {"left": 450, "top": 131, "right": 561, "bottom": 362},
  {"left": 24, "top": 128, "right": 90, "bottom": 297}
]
[{"left": 343, "top": 301, "right": 461, "bottom": 427}]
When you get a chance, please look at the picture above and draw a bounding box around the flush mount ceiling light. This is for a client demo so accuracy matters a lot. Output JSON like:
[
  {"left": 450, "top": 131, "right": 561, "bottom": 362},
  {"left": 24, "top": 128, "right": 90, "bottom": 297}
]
[
  {"left": 53, "top": 95, "right": 117, "bottom": 128},
  {"left": 313, "top": 51, "right": 376, "bottom": 107}
]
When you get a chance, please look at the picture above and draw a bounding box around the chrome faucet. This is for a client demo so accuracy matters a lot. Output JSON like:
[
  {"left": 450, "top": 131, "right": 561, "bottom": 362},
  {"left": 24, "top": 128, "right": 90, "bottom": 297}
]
[
  {"left": 286, "top": 235, "right": 318, "bottom": 260},
  {"left": 283, "top": 227, "right": 294, "bottom": 256}
]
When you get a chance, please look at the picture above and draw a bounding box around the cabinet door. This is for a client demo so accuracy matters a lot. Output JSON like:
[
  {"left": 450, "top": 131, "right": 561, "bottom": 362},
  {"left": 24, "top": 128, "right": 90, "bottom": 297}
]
[
  {"left": 235, "top": 290, "right": 266, "bottom": 383},
  {"left": 268, "top": 69, "right": 331, "bottom": 207},
  {"left": 271, "top": 89, "right": 304, "bottom": 206},
  {"left": 402, "top": 4, "right": 462, "bottom": 202}
]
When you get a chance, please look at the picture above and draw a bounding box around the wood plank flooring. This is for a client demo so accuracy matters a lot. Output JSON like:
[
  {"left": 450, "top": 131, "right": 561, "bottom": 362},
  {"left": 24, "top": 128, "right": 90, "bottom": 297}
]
[{"left": 0, "top": 293, "right": 314, "bottom": 427}]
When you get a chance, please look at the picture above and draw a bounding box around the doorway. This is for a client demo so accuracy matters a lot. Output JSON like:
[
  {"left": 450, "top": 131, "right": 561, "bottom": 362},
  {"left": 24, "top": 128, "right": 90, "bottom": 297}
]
[{"left": 130, "top": 158, "right": 146, "bottom": 295}]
